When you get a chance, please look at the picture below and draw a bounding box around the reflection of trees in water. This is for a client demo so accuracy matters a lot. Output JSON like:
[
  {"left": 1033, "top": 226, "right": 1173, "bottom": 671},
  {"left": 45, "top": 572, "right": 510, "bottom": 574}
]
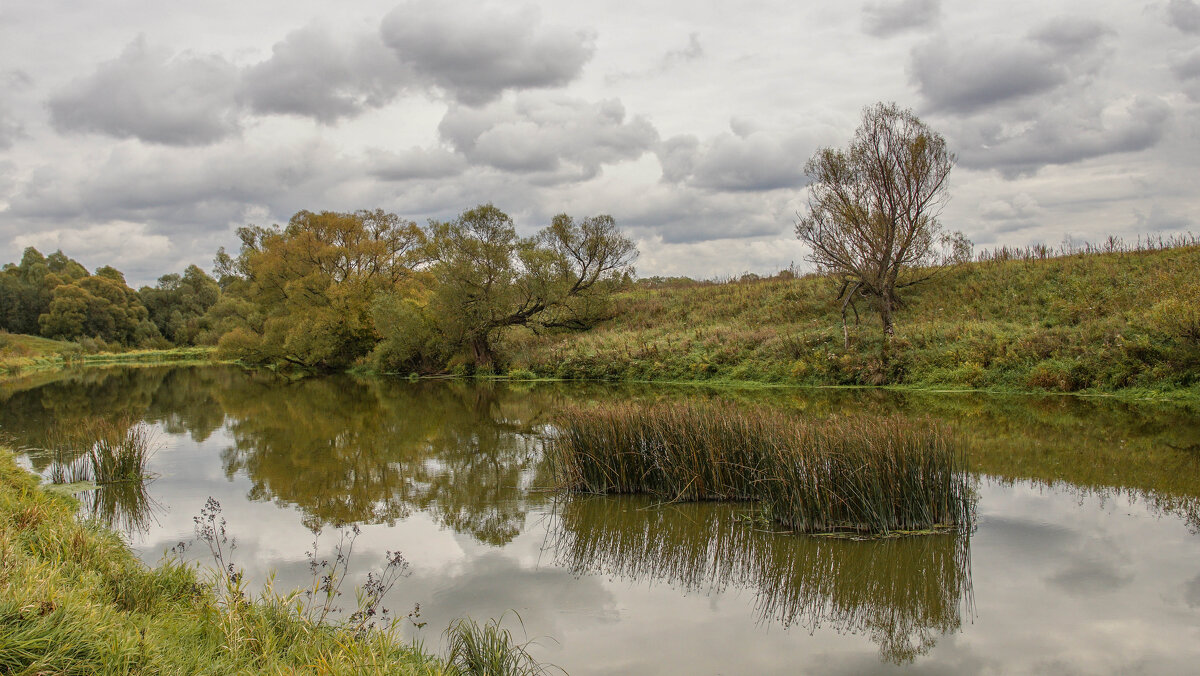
[
  {"left": 0, "top": 365, "right": 229, "bottom": 466},
  {"left": 547, "top": 495, "right": 972, "bottom": 665},
  {"left": 215, "top": 377, "right": 558, "bottom": 543}
]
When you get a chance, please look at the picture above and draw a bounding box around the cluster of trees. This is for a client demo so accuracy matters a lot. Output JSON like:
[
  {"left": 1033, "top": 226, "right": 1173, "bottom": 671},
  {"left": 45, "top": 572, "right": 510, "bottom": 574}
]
[
  {"left": 4, "top": 102, "right": 970, "bottom": 378},
  {"left": 0, "top": 248, "right": 221, "bottom": 348},
  {"left": 1, "top": 204, "right": 636, "bottom": 373},
  {"left": 213, "top": 204, "right": 637, "bottom": 371}
]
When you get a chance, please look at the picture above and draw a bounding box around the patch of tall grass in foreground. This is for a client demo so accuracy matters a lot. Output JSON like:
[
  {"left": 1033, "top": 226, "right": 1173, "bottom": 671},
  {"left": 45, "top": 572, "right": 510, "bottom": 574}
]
[{"left": 547, "top": 400, "right": 972, "bottom": 535}]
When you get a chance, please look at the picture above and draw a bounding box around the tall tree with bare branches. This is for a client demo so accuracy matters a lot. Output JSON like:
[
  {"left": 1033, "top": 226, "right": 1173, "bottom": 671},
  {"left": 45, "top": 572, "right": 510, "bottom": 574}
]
[{"left": 796, "top": 102, "right": 968, "bottom": 355}]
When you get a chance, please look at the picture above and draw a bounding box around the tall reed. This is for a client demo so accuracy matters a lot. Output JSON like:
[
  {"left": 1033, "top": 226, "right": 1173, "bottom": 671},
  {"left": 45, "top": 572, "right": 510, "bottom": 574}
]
[
  {"left": 44, "top": 415, "right": 156, "bottom": 485},
  {"left": 547, "top": 400, "right": 971, "bottom": 535}
]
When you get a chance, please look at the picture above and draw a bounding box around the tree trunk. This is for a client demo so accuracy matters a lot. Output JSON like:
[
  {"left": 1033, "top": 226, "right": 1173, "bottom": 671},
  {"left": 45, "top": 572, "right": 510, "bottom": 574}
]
[
  {"left": 878, "top": 294, "right": 895, "bottom": 366},
  {"left": 470, "top": 334, "right": 495, "bottom": 368}
]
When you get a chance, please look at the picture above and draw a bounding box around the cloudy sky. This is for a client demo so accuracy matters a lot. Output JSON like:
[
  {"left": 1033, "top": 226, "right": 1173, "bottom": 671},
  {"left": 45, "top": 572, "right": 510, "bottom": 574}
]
[{"left": 1, "top": 0, "right": 1197, "bottom": 285}]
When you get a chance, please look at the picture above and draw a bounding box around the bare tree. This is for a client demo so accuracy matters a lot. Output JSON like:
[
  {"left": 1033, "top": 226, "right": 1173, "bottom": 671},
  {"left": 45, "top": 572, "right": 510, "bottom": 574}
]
[{"left": 795, "top": 102, "right": 967, "bottom": 353}]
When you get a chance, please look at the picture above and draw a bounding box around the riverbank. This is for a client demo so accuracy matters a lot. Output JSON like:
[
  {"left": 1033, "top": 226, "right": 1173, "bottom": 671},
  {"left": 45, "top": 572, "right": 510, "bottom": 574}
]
[
  {"left": 506, "top": 244, "right": 1200, "bottom": 400},
  {"left": 0, "top": 332, "right": 217, "bottom": 378},
  {"left": 0, "top": 447, "right": 449, "bottom": 675}
]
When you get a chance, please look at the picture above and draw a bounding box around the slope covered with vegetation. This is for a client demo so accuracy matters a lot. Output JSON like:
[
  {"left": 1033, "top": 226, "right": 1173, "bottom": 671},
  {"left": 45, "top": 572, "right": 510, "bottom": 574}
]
[
  {"left": 0, "top": 448, "right": 447, "bottom": 675},
  {"left": 509, "top": 242, "right": 1200, "bottom": 397}
]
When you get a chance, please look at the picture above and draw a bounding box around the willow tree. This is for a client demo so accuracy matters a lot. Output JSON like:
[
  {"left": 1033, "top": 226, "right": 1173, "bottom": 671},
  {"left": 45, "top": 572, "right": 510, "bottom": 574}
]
[
  {"left": 796, "top": 102, "right": 967, "bottom": 352},
  {"left": 215, "top": 209, "right": 426, "bottom": 369},
  {"left": 423, "top": 204, "right": 637, "bottom": 368}
]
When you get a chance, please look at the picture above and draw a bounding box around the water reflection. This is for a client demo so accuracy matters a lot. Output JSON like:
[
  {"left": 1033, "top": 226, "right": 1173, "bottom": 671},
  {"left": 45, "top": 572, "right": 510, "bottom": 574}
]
[
  {"left": 214, "top": 376, "right": 557, "bottom": 542},
  {"left": 546, "top": 495, "right": 972, "bottom": 664},
  {"left": 78, "top": 481, "right": 161, "bottom": 535},
  {"left": 4, "top": 367, "right": 1200, "bottom": 538},
  {"left": 3, "top": 366, "right": 1200, "bottom": 671}
]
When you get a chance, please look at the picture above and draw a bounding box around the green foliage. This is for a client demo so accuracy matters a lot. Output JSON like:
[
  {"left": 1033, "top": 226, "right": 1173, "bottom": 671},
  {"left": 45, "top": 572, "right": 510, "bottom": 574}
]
[
  {"left": 39, "top": 274, "right": 159, "bottom": 345},
  {"left": 0, "top": 247, "right": 162, "bottom": 348},
  {"left": 408, "top": 205, "right": 636, "bottom": 369},
  {"left": 213, "top": 209, "right": 426, "bottom": 370},
  {"left": 139, "top": 265, "right": 221, "bottom": 345},
  {"left": 0, "top": 248, "right": 89, "bottom": 336}
]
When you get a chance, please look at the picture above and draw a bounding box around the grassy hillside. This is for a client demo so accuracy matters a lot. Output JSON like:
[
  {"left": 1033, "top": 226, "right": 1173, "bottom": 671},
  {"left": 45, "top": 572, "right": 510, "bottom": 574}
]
[{"left": 509, "top": 243, "right": 1200, "bottom": 397}]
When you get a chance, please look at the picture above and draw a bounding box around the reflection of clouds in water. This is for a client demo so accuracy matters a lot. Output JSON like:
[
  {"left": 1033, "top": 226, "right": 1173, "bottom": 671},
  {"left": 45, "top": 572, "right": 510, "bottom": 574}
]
[
  {"left": 1046, "top": 557, "right": 1133, "bottom": 597},
  {"left": 1045, "top": 534, "right": 1134, "bottom": 597},
  {"left": 1185, "top": 573, "right": 1200, "bottom": 608},
  {"left": 423, "top": 550, "right": 619, "bottom": 639},
  {"left": 5, "top": 367, "right": 1200, "bottom": 674}
]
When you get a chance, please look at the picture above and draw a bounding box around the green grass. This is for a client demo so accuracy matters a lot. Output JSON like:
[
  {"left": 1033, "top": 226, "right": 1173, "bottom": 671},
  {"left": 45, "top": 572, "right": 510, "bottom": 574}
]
[
  {"left": 547, "top": 400, "right": 972, "bottom": 535},
  {"left": 0, "top": 447, "right": 556, "bottom": 675},
  {"left": 508, "top": 242, "right": 1200, "bottom": 397},
  {"left": 0, "top": 331, "right": 217, "bottom": 378},
  {"left": 443, "top": 615, "right": 559, "bottom": 676}
]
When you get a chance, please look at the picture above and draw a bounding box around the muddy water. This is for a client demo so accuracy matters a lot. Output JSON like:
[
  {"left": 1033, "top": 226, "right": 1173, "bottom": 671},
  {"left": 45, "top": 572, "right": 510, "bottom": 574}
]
[{"left": 4, "top": 366, "right": 1200, "bottom": 674}]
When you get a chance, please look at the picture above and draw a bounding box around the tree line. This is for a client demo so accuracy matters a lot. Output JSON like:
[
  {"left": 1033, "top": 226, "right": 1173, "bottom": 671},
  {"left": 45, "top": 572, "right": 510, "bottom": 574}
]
[
  {"left": 1, "top": 204, "right": 637, "bottom": 372},
  {"left": 0, "top": 248, "right": 220, "bottom": 350},
  {"left": 3, "top": 103, "right": 985, "bottom": 377}
]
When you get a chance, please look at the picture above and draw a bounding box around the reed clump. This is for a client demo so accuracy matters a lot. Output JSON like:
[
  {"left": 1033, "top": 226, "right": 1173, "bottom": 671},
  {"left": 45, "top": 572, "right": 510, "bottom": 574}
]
[
  {"left": 547, "top": 400, "right": 971, "bottom": 535},
  {"left": 45, "top": 416, "right": 156, "bottom": 486}
]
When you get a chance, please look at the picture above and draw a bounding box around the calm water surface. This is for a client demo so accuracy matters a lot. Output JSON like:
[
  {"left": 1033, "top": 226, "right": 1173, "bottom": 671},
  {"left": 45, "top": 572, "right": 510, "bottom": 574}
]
[{"left": 4, "top": 366, "right": 1200, "bottom": 674}]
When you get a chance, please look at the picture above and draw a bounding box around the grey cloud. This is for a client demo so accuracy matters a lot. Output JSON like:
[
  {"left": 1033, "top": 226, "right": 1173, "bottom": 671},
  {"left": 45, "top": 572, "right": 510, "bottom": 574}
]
[
  {"left": 619, "top": 187, "right": 789, "bottom": 243},
  {"left": 2, "top": 69, "right": 33, "bottom": 90},
  {"left": 367, "top": 147, "right": 467, "bottom": 181},
  {"left": 657, "top": 125, "right": 813, "bottom": 192},
  {"left": 1167, "top": 0, "right": 1200, "bottom": 33},
  {"left": 7, "top": 140, "right": 343, "bottom": 229},
  {"left": 438, "top": 96, "right": 657, "bottom": 183},
  {"left": 980, "top": 193, "right": 1042, "bottom": 221},
  {"left": 0, "top": 109, "right": 20, "bottom": 150},
  {"left": 863, "top": 0, "right": 940, "bottom": 37},
  {"left": 911, "top": 41, "right": 1066, "bottom": 113},
  {"left": 1131, "top": 204, "right": 1194, "bottom": 232},
  {"left": 910, "top": 19, "right": 1110, "bottom": 113},
  {"left": 240, "top": 25, "right": 411, "bottom": 123},
  {"left": 1029, "top": 17, "right": 1114, "bottom": 55},
  {"left": 380, "top": 0, "right": 594, "bottom": 106},
  {"left": 657, "top": 135, "right": 700, "bottom": 183},
  {"left": 1173, "top": 49, "right": 1200, "bottom": 99},
  {"left": 663, "top": 33, "right": 704, "bottom": 67},
  {"left": 48, "top": 37, "right": 242, "bottom": 146},
  {"left": 1174, "top": 49, "right": 1200, "bottom": 80},
  {"left": 955, "top": 97, "right": 1171, "bottom": 177}
]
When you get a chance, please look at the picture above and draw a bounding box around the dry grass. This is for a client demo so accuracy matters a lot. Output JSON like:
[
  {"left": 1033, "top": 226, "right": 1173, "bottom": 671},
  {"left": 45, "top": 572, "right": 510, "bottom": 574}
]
[{"left": 547, "top": 400, "right": 972, "bottom": 535}]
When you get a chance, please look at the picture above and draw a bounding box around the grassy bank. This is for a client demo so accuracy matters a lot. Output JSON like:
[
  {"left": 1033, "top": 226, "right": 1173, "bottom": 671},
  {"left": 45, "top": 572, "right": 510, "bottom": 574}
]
[
  {"left": 547, "top": 400, "right": 971, "bottom": 535},
  {"left": 510, "top": 243, "right": 1200, "bottom": 398},
  {"left": 0, "top": 332, "right": 216, "bottom": 377},
  {"left": 0, "top": 448, "right": 452, "bottom": 675},
  {"left": 2, "top": 446, "right": 556, "bottom": 675}
]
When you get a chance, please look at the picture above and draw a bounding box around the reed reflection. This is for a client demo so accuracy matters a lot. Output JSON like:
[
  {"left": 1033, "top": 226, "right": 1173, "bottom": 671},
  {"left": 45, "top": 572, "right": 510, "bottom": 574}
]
[{"left": 546, "top": 495, "right": 973, "bottom": 665}]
